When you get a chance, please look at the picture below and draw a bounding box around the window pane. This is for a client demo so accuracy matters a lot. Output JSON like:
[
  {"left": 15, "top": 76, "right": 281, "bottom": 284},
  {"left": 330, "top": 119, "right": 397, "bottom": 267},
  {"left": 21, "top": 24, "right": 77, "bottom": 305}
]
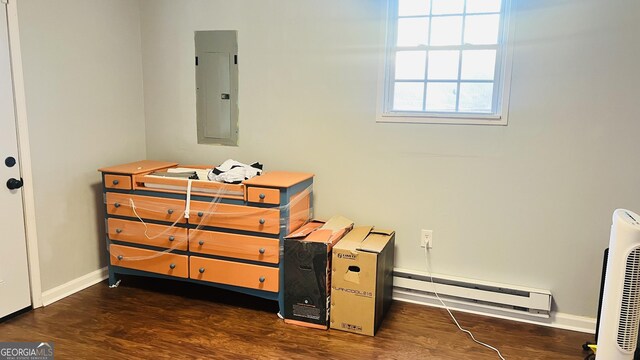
[
  {"left": 397, "top": 18, "right": 429, "bottom": 47},
  {"left": 431, "top": 0, "right": 464, "bottom": 15},
  {"left": 427, "top": 50, "right": 459, "bottom": 80},
  {"left": 430, "top": 16, "right": 463, "bottom": 46},
  {"left": 459, "top": 82, "right": 493, "bottom": 112},
  {"left": 426, "top": 82, "right": 457, "bottom": 111},
  {"left": 398, "top": 0, "right": 430, "bottom": 16},
  {"left": 461, "top": 50, "right": 496, "bottom": 80},
  {"left": 464, "top": 14, "right": 500, "bottom": 45},
  {"left": 395, "top": 51, "right": 426, "bottom": 80},
  {"left": 466, "top": 0, "right": 501, "bottom": 14},
  {"left": 394, "top": 82, "right": 424, "bottom": 111}
]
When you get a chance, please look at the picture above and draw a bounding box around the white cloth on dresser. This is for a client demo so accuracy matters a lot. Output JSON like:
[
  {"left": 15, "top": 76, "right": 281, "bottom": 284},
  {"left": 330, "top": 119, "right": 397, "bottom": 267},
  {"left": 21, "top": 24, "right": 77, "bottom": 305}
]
[{"left": 207, "top": 159, "right": 263, "bottom": 184}]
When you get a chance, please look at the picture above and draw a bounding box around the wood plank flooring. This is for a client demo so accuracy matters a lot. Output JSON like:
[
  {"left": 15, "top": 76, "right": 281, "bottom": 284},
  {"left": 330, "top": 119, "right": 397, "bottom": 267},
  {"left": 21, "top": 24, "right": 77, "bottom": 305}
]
[{"left": 1, "top": 276, "right": 594, "bottom": 359}]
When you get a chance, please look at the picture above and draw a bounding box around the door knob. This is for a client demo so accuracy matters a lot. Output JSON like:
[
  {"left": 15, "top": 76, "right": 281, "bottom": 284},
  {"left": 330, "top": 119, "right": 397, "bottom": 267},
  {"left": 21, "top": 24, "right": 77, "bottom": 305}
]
[{"left": 6, "top": 177, "right": 23, "bottom": 190}]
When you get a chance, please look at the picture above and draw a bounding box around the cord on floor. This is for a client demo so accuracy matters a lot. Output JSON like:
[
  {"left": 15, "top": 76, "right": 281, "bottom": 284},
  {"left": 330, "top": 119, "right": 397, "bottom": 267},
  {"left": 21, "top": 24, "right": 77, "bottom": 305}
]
[{"left": 424, "top": 246, "right": 506, "bottom": 360}]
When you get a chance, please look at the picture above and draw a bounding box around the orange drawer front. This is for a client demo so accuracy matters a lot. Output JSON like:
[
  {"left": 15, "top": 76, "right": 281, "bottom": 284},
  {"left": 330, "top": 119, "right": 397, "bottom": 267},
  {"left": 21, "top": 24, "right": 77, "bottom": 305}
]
[
  {"left": 105, "top": 174, "right": 132, "bottom": 190},
  {"left": 247, "top": 187, "right": 280, "bottom": 205},
  {"left": 110, "top": 244, "right": 188, "bottom": 278},
  {"left": 189, "top": 201, "right": 280, "bottom": 234},
  {"left": 189, "top": 229, "right": 279, "bottom": 264},
  {"left": 106, "top": 193, "right": 186, "bottom": 224},
  {"left": 108, "top": 218, "right": 188, "bottom": 251},
  {"left": 189, "top": 256, "right": 279, "bottom": 292}
]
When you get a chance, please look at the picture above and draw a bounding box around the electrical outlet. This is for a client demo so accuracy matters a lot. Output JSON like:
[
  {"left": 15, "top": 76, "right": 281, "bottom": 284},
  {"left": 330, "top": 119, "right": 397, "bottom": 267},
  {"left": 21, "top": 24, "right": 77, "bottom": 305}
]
[{"left": 421, "top": 229, "right": 433, "bottom": 249}]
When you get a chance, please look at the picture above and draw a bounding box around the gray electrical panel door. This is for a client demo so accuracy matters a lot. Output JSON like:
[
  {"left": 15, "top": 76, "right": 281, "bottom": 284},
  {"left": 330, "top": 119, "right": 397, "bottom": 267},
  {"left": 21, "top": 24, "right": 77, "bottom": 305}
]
[{"left": 196, "top": 31, "right": 238, "bottom": 145}]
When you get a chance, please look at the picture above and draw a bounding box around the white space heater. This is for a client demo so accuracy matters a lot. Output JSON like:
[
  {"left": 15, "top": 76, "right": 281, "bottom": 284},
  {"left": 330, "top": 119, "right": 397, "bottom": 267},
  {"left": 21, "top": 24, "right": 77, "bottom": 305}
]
[{"left": 597, "top": 209, "right": 640, "bottom": 359}]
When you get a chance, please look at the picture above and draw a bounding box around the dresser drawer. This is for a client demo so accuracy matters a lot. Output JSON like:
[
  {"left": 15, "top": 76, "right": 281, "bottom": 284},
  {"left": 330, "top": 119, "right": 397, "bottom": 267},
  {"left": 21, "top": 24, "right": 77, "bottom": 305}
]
[
  {"left": 110, "top": 244, "right": 188, "bottom": 278},
  {"left": 247, "top": 187, "right": 280, "bottom": 205},
  {"left": 189, "top": 201, "right": 280, "bottom": 234},
  {"left": 189, "top": 229, "right": 279, "bottom": 264},
  {"left": 108, "top": 218, "right": 187, "bottom": 251},
  {"left": 106, "top": 193, "right": 186, "bottom": 223},
  {"left": 104, "top": 174, "right": 132, "bottom": 190},
  {"left": 189, "top": 256, "right": 279, "bottom": 292}
]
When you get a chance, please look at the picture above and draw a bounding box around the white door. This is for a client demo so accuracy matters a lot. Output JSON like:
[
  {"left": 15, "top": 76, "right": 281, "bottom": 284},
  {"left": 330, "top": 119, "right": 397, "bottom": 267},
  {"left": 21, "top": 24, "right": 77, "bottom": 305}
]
[{"left": 0, "top": 3, "right": 31, "bottom": 318}]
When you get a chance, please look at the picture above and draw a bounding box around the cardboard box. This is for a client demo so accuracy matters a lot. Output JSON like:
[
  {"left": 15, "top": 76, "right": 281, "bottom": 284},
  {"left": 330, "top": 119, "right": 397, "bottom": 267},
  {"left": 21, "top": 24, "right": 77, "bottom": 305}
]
[
  {"left": 283, "top": 216, "right": 354, "bottom": 329},
  {"left": 330, "top": 226, "right": 395, "bottom": 336}
]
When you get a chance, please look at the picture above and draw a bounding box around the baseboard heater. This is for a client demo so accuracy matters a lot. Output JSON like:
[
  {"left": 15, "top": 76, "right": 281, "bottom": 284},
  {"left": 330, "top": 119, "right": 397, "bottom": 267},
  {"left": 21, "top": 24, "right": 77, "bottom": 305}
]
[{"left": 393, "top": 268, "right": 552, "bottom": 319}]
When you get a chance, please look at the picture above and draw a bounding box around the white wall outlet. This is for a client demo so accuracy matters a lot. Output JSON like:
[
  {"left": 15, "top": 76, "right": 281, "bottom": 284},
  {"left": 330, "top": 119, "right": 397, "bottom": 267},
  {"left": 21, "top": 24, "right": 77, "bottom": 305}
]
[{"left": 421, "top": 229, "right": 433, "bottom": 249}]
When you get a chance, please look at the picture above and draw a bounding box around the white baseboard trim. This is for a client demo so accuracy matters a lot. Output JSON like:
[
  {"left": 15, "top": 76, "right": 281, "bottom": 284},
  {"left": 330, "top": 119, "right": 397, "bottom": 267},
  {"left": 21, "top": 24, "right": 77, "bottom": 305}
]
[
  {"left": 393, "top": 288, "right": 596, "bottom": 335},
  {"left": 41, "top": 267, "right": 109, "bottom": 306},
  {"left": 550, "top": 312, "right": 597, "bottom": 334}
]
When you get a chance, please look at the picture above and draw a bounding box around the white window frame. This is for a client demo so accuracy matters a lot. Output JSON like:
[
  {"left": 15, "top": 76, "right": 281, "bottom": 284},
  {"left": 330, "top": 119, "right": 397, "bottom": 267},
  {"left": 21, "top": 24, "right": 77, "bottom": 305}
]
[{"left": 376, "top": 0, "right": 515, "bottom": 125}]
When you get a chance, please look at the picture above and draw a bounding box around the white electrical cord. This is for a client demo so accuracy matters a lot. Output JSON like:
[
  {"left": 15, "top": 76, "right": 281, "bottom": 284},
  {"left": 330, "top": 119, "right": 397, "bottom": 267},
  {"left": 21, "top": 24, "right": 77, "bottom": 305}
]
[
  {"left": 129, "top": 197, "right": 184, "bottom": 240},
  {"left": 424, "top": 246, "right": 506, "bottom": 360}
]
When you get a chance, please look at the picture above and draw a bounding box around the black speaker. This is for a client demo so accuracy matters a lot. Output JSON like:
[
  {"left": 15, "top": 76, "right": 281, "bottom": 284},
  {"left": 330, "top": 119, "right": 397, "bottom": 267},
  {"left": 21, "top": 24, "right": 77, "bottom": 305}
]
[{"left": 283, "top": 239, "right": 332, "bottom": 328}]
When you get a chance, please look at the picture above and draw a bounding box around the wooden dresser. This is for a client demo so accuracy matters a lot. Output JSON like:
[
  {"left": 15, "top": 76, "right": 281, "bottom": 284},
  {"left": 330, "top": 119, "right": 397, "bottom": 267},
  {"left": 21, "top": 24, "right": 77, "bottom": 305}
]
[{"left": 99, "top": 160, "right": 313, "bottom": 314}]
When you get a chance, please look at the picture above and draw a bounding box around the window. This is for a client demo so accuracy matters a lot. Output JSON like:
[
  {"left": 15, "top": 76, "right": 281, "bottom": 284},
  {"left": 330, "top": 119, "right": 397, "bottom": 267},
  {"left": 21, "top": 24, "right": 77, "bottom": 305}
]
[{"left": 378, "top": 0, "right": 513, "bottom": 125}]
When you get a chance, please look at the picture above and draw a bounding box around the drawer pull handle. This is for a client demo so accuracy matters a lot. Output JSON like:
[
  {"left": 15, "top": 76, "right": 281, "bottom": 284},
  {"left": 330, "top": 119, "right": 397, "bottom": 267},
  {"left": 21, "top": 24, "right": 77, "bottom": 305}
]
[
  {"left": 199, "top": 267, "right": 205, "bottom": 274},
  {"left": 168, "top": 235, "right": 175, "bottom": 241},
  {"left": 259, "top": 276, "right": 265, "bottom": 283},
  {"left": 198, "top": 211, "right": 204, "bottom": 217},
  {"left": 167, "top": 209, "right": 174, "bottom": 215},
  {"left": 114, "top": 202, "right": 120, "bottom": 208},
  {"left": 117, "top": 255, "right": 123, "bottom": 261},
  {"left": 115, "top": 228, "right": 122, "bottom": 234},
  {"left": 169, "top": 263, "right": 176, "bottom": 269},
  {"left": 259, "top": 248, "right": 265, "bottom": 254},
  {"left": 259, "top": 193, "right": 266, "bottom": 200},
  {"left": 259, "top": 218, "right": 265, "bottom": 225},
  {"left": 112, "top": 179, "right": 119, "bottom": 185},
  {"left": 198, "top": 240, "right": 205, "bottom": 246}
]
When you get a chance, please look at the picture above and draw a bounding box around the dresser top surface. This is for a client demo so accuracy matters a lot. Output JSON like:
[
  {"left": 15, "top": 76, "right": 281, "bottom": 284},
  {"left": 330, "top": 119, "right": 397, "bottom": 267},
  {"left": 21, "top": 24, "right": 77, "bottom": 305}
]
[
  {"left": 244, "top": 171, "right": 313, "bottom": 188},
  {"left": 99, "top": 160, "right": 178, "bottom": 175},
  {"left": 99, "top": 160, "right": 313, "bottom": 188}
]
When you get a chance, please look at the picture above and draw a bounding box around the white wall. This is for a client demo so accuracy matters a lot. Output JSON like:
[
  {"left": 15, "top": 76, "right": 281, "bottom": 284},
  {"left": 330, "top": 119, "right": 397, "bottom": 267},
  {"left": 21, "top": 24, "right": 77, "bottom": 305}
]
[
  {"left": 138, "top": 0, "right": 640, "bottom": 318},
  {"left": 17, "top": 0, "right": 146, "bottom": 292}
]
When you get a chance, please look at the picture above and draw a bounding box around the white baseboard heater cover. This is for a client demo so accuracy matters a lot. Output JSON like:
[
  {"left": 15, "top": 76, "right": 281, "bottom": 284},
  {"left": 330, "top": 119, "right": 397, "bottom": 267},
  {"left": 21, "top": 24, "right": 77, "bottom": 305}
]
[{"left": 393, "top": 268, "right": 552, "bottom": 318}]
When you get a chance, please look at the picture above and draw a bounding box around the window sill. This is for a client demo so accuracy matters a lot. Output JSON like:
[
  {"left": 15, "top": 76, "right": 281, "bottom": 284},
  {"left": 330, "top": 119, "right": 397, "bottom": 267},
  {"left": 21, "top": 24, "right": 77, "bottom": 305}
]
[{"left": 377, "top": 112, "right": 508, "bottom": 126}]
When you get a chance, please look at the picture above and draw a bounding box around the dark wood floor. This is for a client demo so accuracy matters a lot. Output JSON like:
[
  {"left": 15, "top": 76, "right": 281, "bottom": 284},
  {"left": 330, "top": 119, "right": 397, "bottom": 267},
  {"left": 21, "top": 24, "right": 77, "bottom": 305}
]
[{"left": 1, "top": 276, "right": 593, "bottom": 359}]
